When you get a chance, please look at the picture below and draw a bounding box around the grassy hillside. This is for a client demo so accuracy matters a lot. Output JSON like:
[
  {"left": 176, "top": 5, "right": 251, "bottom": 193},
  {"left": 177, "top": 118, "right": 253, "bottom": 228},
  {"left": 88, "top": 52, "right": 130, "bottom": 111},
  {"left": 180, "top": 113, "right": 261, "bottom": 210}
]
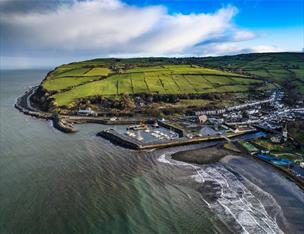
[
  {"left": 39, "top": 53, "right": 303, "bottom": 110},
  {"left": 42, "top": 64, "right": 263, "bottom": 106},
  {"left": 197, "top": 52, "right": 304, "bottom": 94}
]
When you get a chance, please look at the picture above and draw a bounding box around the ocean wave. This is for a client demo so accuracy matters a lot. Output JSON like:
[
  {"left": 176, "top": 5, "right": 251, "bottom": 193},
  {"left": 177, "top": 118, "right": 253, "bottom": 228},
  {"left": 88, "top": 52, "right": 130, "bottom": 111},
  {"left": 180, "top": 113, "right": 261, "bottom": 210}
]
[{"left": 158, "top": 153, "right": 284, "bottom": 234}]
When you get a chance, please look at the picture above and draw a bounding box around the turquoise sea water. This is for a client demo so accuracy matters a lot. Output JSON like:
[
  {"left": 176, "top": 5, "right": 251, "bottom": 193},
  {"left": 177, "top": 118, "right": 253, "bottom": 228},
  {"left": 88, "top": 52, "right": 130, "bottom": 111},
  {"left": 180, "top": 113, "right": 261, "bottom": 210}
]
[{"left": 0, "top": 70, "right": 303, "bottom": 234}]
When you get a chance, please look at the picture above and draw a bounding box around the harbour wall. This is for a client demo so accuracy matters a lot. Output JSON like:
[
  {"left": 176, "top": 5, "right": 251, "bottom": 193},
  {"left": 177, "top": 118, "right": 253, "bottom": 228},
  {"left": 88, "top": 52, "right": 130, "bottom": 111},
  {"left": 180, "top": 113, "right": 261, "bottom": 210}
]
[{"left": 97, "top": 128, "right": 256, "bottom": 150}]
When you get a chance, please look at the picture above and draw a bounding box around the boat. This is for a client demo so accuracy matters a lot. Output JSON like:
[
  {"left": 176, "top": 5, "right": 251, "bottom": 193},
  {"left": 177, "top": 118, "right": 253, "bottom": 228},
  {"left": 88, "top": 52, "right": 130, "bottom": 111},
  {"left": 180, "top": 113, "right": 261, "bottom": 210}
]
[
  {"left": 137, "top": 132, "right": 143, "bottom": 141},
  {"left": 153, "top": 121, "right": 159, "bottom": 128},
  {"left": 127, "top": 122, "right": 148, "bottom": 131}
]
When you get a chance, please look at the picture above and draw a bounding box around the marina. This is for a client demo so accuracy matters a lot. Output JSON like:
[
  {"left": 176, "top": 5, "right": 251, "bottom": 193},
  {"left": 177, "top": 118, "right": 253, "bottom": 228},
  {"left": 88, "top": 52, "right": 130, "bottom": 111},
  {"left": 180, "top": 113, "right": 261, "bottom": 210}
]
[{"left": 124, "top": 125, "right": 179, "bottom": 143}]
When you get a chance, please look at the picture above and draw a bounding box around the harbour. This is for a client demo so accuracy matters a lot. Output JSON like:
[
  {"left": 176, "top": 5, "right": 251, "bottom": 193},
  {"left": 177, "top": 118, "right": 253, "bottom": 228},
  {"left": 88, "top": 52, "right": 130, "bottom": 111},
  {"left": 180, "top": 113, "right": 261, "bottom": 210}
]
[{"left": 1, "top": 70, "right": 304, "bottom": 234}]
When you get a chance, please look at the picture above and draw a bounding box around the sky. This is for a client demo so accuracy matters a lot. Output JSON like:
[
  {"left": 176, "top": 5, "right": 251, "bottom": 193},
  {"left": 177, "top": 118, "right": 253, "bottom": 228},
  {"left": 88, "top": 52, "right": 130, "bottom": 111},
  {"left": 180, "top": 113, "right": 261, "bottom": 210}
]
[{"left": 0, "top": 0, "right": 303, "bottom": 69}]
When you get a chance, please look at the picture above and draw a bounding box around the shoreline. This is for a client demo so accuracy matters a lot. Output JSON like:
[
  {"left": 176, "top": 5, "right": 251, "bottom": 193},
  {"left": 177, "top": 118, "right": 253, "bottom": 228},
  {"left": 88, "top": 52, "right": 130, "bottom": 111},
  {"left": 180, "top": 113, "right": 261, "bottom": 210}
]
[
  {"left": 15, "top": 87, "right": 257, "bottom": 149},
  {"left": 165, "top": 147, "right": 304, "bottom": 233},
  {"left": 15, "top": 87, "right": 304, "bottom": 188},
  {"left": 219, "top": 155, "right": 304, "bottom": 233},
  {"left": 15, "top": 87, "right": 159, "bottom": 126},
  {"left": 169, "top": 143, "right": 304, "bottom": 190},
  {"left": 171, "top": 144, "right": 233, "bottom": 164}
]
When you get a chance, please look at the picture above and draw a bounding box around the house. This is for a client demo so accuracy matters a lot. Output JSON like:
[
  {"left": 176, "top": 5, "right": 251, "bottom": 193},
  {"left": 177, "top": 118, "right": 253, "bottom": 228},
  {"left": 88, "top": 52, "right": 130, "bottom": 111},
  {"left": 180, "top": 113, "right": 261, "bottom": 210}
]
[
  {"left": 197, "top": 114, "right": 208, "bottom": 124},
  {"left": 78, "top": 107, "right": 95, "bottom": 116},
  {"left": 270, "top": 135, "right": 283, "bottom": 144},
  {"left": 282, "top": 123, "right": 288, "bottom": 141},
  {"left": 199, "top": 126, "right": 218, "bottom": 137}
]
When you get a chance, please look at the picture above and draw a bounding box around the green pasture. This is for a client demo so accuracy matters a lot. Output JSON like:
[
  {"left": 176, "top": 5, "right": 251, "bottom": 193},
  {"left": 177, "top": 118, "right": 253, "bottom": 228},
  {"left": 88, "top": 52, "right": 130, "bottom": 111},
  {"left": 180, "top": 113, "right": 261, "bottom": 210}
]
[
  {"left": 42, "top": 54, "right": 304, "bottom": 107},
  {"left": 42, "top": 76, "right": 101, "bottom": 91},
  {"left": 85, "top": 67, "right": 111, "bottom": 76},
  {"left": 200, "top": 52, "right": 304, "bottom": 94},
  {"left": 49, "top": 65, "right": 262, "bottom": 106}
]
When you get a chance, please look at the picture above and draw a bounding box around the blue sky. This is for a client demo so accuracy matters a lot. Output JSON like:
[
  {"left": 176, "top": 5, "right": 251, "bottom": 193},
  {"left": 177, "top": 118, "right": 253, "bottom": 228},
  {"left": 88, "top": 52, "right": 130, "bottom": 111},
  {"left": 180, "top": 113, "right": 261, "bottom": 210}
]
[
  {"left": 124, "top": 0, "right": 303, "bottom": 28},
  {"left": 0, "top": 0, "right": 303, "bottom": 69}
]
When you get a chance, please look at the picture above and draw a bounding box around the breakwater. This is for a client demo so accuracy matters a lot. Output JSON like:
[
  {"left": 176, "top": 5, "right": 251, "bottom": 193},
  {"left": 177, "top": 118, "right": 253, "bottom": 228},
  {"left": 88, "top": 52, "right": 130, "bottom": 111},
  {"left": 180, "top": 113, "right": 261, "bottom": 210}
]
[
  {"left": 157, "top": 121, "right": 184, "bottom": 137},
  {"left": 52, "top": 117, "right": 77, "bottom": 133},
  {"left": 97, "top": 128, "right": 256, "bottom": 150},
  {"left": 66, "top": 116, "right": 156, "bottom": 125},
  {"left": 15, "top": 87, "right": 77, "bottom": 133}
]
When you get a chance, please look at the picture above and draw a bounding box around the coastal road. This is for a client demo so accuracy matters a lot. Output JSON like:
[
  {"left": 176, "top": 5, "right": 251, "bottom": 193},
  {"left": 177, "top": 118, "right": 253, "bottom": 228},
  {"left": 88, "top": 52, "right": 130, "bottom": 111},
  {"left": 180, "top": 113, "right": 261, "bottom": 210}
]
[{"left": 19, "top": 86, "right": 39, "bottom": 111}]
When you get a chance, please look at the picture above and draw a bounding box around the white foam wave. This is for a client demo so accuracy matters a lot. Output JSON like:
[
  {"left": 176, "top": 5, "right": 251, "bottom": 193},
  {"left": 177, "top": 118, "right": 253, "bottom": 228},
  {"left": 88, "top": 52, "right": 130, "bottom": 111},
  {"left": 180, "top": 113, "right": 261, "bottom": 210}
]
[
  {"left": 193, "top": 165, "right": 284, "bottom": 234},
  {"left": 157, "top": 154, "right": 284, "bottom": 234},
  {"left": 157, "top": 153, "right": 200, "bottom": 169},
  {"left": 48, "top": 120, "right": 53, "bottom": 127}
]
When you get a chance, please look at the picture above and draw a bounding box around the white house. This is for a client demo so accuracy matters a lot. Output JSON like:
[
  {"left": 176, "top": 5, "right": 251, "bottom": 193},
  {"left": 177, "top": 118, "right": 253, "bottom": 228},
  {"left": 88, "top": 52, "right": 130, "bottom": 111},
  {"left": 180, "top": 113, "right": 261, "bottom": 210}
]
[{"left": 78, "top": 107, "right": 95, "bottom": 116}]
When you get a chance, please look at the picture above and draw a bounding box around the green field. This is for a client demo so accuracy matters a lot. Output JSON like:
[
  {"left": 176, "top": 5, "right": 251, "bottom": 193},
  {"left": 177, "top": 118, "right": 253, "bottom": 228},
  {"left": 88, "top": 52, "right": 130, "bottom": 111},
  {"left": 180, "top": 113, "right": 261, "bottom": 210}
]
[
  {"left": 40, "top": 53, "right": 303, "bottom": 107},
  {"left": 44, "top": 64, "right": 262, "bottom": 106},
  {"left": 42, "top": 76, "right": 101, "bottom": 91},
  {"left": 85, "top": 67, "right": 111, "bottom": 76},
  {"left": 197, "top": 52, "right": 304, "bottom": 94}
]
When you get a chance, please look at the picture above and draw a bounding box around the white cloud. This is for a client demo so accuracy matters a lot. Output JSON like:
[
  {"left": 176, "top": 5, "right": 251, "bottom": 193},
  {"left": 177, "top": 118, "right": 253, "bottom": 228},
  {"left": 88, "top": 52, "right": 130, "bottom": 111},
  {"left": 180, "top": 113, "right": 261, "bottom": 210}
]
[
  {"left": 199, "top": 43, "right": 282, "bottom": 56},
  {"left": 1, "top": 0, "right": 164, "bottom": 51},
  {"left": 232, "top": 30, "right": 256, "bottom": 41},
  {"left": 0, "top": 0, "right": 287, "bottom": 68},
  {"left": 1, "top": 0, "right": 240, "bottom": 55},
  {"left": 250, "top": 45, "right": 282, "bottom": 53}
]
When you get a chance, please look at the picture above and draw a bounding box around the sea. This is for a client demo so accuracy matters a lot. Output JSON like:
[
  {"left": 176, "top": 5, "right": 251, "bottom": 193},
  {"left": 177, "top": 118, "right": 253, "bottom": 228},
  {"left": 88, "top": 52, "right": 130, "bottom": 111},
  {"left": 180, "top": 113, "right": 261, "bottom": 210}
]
[{"left": 0, "top": 70, "right": 303, "bottom": 234}]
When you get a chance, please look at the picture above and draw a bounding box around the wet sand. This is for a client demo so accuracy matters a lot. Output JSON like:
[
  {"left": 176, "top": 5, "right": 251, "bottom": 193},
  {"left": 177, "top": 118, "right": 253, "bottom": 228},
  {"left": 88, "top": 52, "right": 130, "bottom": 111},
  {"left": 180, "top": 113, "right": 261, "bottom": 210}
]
[
  {"left": 221, "top": 155, "right": 304, "bottom": 233},
  {"left": 170, "top": 145, "right": 304, "bottom": 233},
  {"left": 171, "top": 145, "right": 234, "bottom": 164}
]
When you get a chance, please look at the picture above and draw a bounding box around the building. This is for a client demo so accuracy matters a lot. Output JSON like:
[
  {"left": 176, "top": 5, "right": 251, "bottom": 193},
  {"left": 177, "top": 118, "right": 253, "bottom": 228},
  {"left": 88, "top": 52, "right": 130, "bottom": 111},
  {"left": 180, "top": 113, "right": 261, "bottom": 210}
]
[
  {"left": 270, "top": 135, "right": 283, "bottom": 144},
  {"left": 199, "top": 126, "right": 218, "bottom": 137},
  {"left": 197, "top": 114, "right": 208, "bottom": 124},
  {"left": 78, "top": 107, "right": 95, "bottom": 116},
  {"left": 282, "top": 123, "right": 288, "bottom": 141}
]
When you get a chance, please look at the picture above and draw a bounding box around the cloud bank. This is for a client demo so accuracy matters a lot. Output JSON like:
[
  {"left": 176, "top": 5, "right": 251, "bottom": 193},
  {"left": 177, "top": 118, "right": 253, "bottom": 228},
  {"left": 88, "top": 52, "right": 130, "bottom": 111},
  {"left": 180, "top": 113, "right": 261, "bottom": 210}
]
[{"left": 0, "top": 0, "right": 282, "bottom": 68}]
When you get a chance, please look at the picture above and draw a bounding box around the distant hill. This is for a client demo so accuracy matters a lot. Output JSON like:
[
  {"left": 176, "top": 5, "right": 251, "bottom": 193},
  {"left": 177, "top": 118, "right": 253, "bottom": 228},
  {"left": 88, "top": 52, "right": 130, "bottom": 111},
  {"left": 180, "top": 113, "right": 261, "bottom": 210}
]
[{"left": 198, "top": 52, "right": 304, "bottom": 93}]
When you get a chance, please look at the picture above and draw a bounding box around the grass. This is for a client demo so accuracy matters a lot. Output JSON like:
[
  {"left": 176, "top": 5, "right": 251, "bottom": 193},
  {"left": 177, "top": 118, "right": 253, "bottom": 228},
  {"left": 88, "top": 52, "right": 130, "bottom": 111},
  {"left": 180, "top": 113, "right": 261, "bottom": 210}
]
[
  {"left": 48, "top": 65, "right": 261, "bottom": 106},
  {"left": 252, "top": 138, "right": 297, "bottom": 152},
  {"left": 85, "top": 67, "right": 111, "bottom": 76},
  {"left": 288, "top": 121, "right": 304, "bottom": 144},
  {"left": 174, "top": 99, "right": 210, "bottom": 107},
  {"left": 56, "top": 68, "right": 91, "bottom": 77},
  {"left": 42, "top": 76, "right": 100, "bottom": 91},
  {"left": 199, "top": 52, "right": 304, "bottom": 94},
  {"left": 42, "top": 55, "right": 304, "bottom": 107},
  {"left": 224, "top": 142, "right": 241, "bottom": 153}
]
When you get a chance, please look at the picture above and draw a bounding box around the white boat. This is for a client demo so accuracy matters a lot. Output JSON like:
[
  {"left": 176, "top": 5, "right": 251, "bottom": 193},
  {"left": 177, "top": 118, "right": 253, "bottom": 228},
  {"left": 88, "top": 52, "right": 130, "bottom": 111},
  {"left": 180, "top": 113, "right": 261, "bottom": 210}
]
[{"left": 137, "top": 132, "right": 143, "bottom": 141}]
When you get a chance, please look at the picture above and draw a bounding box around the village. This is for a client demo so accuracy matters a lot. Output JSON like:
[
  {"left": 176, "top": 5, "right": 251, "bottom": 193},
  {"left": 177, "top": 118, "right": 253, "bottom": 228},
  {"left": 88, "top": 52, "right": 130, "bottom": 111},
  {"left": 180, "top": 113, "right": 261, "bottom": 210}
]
[
  {"left": 95, "top": 90, "right": 304, "bottom": 182},
  {"left": 16, "top": 85, "right": 304, "bottom": 183}
]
